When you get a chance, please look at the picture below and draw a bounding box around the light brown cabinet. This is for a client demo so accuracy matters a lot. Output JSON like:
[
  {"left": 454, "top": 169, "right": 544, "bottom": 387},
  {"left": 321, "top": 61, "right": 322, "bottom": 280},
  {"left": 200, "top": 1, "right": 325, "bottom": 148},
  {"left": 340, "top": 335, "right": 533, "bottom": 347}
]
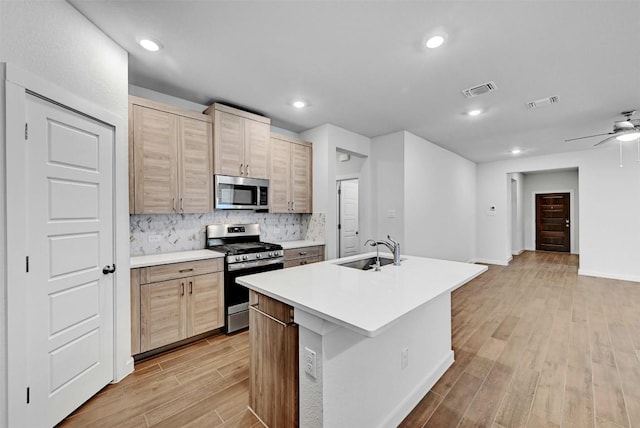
[
  {"left": 269, "top": 133, "right": 313, "bottom": 214},
  {"left": 283, "top": 245, "right": 325, "bottom": 269},
  {"left": 249, "top": 290, "right": 298, "bottom": 428},
  {"left": 131, "top": 258, "right": 224, "bottom": 355},
  {"left": 204, "top": 103, "right": 271, "bottom": 179},
  {"left": 129, "top": 96, "right": 213, "bottom": 214}
]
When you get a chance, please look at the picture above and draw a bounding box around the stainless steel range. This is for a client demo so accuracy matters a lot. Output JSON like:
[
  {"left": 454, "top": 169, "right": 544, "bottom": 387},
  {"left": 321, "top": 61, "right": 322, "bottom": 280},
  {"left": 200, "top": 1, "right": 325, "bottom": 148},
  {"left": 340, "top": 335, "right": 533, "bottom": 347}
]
[{"left": 206, "top": 224, "right": 284, "bottom": 333}]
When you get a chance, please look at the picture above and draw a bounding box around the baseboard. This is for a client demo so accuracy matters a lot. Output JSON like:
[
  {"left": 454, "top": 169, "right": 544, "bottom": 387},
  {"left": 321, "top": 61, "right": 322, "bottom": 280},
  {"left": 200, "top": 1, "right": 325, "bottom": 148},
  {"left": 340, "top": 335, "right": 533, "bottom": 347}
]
[
  {"left": 379, "top": 350, "right": 454, "bottom": 428},
  {"left": 578, "top": 269, "right": 640, "bottom": 283},
  {"left": 112, "top": 357, "right": 135, "bottom": 383},
  {"left": 475, "top": 258, "right": 509, "bottom": 266},
  {"left": 512, "top": 249, "right": 525, "bottom": 256}
]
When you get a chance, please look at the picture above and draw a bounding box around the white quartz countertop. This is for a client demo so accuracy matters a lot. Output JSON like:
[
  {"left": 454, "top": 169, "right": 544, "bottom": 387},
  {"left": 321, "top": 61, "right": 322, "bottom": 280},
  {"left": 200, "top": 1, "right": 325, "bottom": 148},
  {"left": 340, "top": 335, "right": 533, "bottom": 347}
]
[
  {"left": 130, "top": 249, "right": 225, "bottom": 269},
  {"left": 237, "top": 252, "right": 487, "bottom": 337},
  {"left": 279, "top": 240, "right": 325, "bottom": 250}
]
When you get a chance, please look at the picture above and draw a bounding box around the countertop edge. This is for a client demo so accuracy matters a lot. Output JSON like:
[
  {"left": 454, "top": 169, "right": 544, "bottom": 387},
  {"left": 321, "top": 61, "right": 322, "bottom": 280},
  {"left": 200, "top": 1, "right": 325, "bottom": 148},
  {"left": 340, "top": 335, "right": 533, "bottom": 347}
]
[
  {"left": 279, "top": 240, "right": 325, "bottom": 250},
  {"left": 130, "top": 250, "right": 225, "bottom": 269}
]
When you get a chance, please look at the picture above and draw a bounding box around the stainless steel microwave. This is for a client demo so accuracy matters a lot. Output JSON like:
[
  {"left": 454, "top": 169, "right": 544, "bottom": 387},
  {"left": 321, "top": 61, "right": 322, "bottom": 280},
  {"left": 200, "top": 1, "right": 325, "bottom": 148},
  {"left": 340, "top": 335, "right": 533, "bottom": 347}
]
[{"left": 214, "top": 175, "right": 269, "bottom": 210}]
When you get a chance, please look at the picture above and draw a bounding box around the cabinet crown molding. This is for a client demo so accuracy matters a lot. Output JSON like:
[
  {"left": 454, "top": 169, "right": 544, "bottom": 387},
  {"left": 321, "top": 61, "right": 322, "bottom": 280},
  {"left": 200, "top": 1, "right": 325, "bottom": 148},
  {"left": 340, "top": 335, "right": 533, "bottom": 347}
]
[
  {"left": 204, "top": 103, "right": 271, "bottom": 124},
  {"left": 129, "top": 95, "right": 212, "bottom": 122}
]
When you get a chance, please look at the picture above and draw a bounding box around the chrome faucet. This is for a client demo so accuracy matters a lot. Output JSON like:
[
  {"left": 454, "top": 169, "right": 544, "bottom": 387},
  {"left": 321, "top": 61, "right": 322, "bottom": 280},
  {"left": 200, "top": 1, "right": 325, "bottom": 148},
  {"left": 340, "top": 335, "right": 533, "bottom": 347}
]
[
  {"left": 364, "top": 239, "right": 382, "bottom": 270},
  {"left": 364, "top": 235, "right": 402, "bottom": 266}
]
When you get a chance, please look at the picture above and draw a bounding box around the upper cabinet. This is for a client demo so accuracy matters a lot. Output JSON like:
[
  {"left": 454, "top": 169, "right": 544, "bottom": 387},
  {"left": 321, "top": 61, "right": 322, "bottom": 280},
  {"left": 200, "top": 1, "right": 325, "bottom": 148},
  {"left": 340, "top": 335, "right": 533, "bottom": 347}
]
[
  {"left": 129, "top": 96, "right": 213, "bottom": 214},
  {"left": 269, "top": 133, "right": 313, "bottom": 213},
  {"left": 204, "top": 103, "right": 271, "bottom": 179}
]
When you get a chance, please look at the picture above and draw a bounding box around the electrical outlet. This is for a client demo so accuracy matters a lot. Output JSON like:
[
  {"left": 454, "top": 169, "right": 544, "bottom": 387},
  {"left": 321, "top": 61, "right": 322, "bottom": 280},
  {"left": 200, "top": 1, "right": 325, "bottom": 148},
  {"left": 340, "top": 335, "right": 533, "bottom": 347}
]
[
  {"left": 401, "top": 347, "right": 409, "bottom": 370},
  {"left": 304, "top": 347, "right": 317, "bottom": 379},
  {"left": 148, "top": 234, "right": 162, "bottom": 243}
]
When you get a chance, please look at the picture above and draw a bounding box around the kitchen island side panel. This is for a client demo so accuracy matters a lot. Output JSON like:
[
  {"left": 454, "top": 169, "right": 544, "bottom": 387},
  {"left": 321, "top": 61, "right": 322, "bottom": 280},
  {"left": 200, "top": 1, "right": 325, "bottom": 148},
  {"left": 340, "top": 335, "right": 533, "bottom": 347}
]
[{"left": 297, "top": 292, "right": 452, "bottom": 428}]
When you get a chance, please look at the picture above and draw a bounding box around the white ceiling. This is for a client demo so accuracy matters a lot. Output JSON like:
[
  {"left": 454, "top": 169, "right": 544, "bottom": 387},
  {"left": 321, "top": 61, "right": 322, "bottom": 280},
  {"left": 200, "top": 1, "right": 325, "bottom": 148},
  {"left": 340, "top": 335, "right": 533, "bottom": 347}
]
[{"left": 69, "top": 0, "right": 640, "bottom": 163}]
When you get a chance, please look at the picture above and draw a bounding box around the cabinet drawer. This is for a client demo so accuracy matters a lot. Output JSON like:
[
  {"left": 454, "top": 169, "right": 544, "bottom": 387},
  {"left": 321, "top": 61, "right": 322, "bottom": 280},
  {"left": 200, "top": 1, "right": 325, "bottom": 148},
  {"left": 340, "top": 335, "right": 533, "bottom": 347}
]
[
  {"left": 284, "top": 245, "right": 323, "bottom": 261},
  {"left": 284, "top": 256, "right": 322, "bottom": 269},
  {"left": 140, "top": 258, "right": 223, "bottom": 284}
]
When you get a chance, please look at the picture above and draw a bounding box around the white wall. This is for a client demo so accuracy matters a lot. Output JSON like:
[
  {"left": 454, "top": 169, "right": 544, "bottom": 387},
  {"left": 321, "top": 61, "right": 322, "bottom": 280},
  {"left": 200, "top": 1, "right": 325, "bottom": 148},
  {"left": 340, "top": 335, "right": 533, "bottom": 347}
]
[
  {"left": 404, "top": 132, "right": 476, "bottom": 262},
  {"left": 301, "top": 124, "right": 372, "bottom": 260},
  {"left": 477, "top": 144, "right": 640, "bottom": 281},
  {"left": 371, "top": 132, "right": 405, "bottom": 246},
  {"left": 509, "top": 173, "right": 525, "bottom": 255},
  {"left": 370, "top": 131, "right": 476, "bottom": 263},
  {"left": 335, "top": 151, "right": 365, "bottom": 177},
  {"left": 523, "top": 170, "right": 579, "bottom": 253},
  {"left": 0, "top": 1, "right": 129, "bottom": 424}
]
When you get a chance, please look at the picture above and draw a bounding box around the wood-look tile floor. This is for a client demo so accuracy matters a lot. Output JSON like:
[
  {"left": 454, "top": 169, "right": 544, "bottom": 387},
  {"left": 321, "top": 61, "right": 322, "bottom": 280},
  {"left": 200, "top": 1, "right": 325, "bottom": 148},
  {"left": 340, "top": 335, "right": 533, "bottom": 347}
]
[{"left": 59, "top": 251, "right": 640, "bottom": 427}]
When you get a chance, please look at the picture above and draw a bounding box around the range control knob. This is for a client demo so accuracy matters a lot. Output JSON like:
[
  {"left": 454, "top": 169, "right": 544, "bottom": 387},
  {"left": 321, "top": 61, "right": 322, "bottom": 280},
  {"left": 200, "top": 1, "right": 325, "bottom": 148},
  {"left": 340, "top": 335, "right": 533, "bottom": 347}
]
[
  {"left": 256, "top": 253, "right": 262, "bottom": 259},
  {"left": 269, "top": 252, "right": 275, "bottom": 257},
  {"left": 235, "top": 256, "right": 241, "bottom": 262},
  {"left": 242, "top": 255, "right": 248, "bottom": 261}
]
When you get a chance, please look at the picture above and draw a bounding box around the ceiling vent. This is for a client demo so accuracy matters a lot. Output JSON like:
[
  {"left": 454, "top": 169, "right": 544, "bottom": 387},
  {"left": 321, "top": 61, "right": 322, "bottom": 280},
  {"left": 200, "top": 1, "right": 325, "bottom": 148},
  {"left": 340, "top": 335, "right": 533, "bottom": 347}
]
[
  {"left": 462, "top": 81, "right": 497, "bottom": 98},
  {"left": 527, "top": 95, "right": 560, "bottom": 109}
]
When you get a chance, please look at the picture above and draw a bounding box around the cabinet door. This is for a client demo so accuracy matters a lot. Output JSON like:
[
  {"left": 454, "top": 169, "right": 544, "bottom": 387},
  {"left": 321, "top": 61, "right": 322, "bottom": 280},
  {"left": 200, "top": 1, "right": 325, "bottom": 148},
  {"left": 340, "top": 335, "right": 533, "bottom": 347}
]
[
  {"left": 244, "top": 120, "right": 270, "bottom": 179},
  {"left": 140, "top": 279, "right": 186, "bottom": 352},
  {"left": 132, "top": 105, "right": 179, "bottom": 214},
  {"left": 179, "top": 117, "right": 212, "bottom": 213},
  {"left": 291, "top": 143, "right": 312, "bottom": 213},
  {"left": 214, "top": 110, "right": 245, "bottom": 176},
  {"left": 249, "top": 293, "right": 298, "bottom": 428},
  {"left": 269, "top": 137, "right": 291, "bottom": 213},
  {"left": 186, "top": 272, "right": 224, "bottom": 337}
]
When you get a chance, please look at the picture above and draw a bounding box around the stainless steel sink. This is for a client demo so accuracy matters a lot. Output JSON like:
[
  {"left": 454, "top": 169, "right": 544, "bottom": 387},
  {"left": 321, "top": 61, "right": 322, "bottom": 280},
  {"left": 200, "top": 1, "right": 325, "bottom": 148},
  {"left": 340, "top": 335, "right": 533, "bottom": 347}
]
[{"left": 337, "top": 257, "right": 396, "bottom": 270}]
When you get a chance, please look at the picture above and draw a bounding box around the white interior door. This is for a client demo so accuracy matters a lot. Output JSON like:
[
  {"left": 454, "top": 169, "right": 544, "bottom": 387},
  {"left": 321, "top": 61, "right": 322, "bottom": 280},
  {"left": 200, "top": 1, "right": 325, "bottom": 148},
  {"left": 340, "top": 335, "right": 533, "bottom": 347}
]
[
  {"left": 25, "top": 93, "right": 115, "bottom": 426},
  {"left": 339, "top": 179, "right": 359, "bottom": 257}
]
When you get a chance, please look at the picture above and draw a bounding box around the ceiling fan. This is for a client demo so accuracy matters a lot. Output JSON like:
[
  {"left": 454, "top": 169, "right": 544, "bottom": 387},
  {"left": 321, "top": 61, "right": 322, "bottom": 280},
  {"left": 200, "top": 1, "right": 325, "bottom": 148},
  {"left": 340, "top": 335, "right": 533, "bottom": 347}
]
[{"left": 565, "top": 110, "right": 640, "bottom": 146}]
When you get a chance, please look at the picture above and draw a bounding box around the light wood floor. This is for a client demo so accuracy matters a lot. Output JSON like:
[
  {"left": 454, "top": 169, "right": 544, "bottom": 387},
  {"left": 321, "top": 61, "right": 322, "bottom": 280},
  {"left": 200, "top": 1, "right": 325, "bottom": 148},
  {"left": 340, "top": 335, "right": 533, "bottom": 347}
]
[{"left": 60, "top": 251, "right": 640, "bottom": 427}]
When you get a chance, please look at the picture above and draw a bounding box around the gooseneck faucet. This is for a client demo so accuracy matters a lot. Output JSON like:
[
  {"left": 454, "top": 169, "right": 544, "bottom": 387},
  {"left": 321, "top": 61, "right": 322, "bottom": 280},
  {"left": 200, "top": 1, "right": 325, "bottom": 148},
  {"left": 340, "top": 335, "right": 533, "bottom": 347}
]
[{"left": 364, "top": 235, "right": 402, "bottom": 266}]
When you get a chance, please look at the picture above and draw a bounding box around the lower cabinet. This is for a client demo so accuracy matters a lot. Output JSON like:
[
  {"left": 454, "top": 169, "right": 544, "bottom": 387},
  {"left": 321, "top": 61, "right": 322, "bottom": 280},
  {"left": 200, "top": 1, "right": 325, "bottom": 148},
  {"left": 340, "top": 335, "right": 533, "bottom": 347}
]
[
  {"left": 249, "top": 290, "right": 298, "bottom": 428},
  {"left": 283, "top": 245, "right": 325, "bottom": 268},
  {"left": 131, "top": 258, "right": 224, "bottom": 355}
]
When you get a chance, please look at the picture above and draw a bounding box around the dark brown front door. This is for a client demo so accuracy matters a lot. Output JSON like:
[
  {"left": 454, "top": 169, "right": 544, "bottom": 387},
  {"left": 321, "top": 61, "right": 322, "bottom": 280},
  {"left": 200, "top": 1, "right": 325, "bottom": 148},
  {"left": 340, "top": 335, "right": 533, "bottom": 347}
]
[{"left": 536, "top": 193, "right": 570, "bottom": 252}]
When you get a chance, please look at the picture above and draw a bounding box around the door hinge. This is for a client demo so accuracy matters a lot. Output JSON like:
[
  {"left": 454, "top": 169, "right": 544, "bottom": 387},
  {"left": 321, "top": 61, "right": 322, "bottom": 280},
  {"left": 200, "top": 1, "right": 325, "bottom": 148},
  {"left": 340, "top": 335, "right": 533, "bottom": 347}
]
[
  {"left": 26, "top": 256, "right": 29, "bottom": 273},
  {"left": 25, "top": 123, "right": 28, "bottom": 140},
  {"left": 26, "top": 387, "right": 30, "bottom": 404}
]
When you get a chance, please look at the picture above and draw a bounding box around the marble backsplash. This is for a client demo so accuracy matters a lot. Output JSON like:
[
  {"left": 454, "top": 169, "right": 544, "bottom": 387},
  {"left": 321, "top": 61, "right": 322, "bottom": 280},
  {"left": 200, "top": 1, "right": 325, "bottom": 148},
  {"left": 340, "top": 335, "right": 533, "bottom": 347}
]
[{"left": 130, "top": 211, "right": 325, "bottom": 256}]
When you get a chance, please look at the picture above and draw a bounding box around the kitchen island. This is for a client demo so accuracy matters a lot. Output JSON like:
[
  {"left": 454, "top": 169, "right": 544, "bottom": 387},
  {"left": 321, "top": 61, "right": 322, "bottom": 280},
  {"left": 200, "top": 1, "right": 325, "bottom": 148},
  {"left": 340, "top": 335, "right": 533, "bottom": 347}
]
[{"left": 237, "top": 253, "right": 487, "bottom": 428}]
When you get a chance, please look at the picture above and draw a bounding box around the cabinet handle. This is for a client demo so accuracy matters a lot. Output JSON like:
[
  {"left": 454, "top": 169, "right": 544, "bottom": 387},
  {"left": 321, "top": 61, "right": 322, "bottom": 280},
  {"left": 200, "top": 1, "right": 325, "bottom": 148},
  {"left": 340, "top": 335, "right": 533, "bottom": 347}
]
[
  {"left": 178, "top": 268, "right": 194, "bottom": 273},
  {"left": 246, "top": 164, "right": 250, "bottom": 176},
  {"left": 180, "top": 197, "right": 184, "bottom": 212},
  {"left": 249, "top": 303, "right": 295, "bottom": 327},
  {"left": 189, "top": 281, "right": 193, "bottom": 294},
  {"left": 299, "top": 251, "right": 308, "bottom": 256},
  {"left": 240, "top": 163, "right": 244, "bottom": 176},
  {"left": 180, "top": 283, "right": 185, "bottom": 296},
  {"left": 172, "top": 197, "right": 177, "bottom": 212},
  {"left": 292, "top": 201, "right": 295, "bottom": 212}
]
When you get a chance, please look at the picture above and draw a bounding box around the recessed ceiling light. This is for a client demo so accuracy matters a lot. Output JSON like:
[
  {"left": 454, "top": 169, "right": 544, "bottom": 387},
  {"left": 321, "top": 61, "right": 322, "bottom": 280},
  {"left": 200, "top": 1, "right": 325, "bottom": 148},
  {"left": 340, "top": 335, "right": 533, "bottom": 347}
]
[
  {"left": 468, "top": 109, "right": 482, "bottom": 116},
  {"left": 139, "top": 39, "right": 161, "bottom": 52},
  {"left": 511, "top": 149, "right": 522, "bottom": 155},
  {"left": 292, "top": 100, "right": 306, "bottom": 109},
  {"left": 426, "top": 35, "right": 446, "bottom": 49}
]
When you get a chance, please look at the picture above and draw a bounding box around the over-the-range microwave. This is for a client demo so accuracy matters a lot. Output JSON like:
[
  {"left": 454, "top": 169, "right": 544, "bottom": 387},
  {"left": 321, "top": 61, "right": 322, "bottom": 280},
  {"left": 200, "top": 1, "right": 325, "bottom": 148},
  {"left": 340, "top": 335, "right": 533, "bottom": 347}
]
[{"left": 214, "top": 174, "right": 269, "bottom": 210}]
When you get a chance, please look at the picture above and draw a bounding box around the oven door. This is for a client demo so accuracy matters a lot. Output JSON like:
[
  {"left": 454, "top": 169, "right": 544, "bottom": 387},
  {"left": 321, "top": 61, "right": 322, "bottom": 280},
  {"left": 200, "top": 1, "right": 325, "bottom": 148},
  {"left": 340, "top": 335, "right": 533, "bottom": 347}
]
[
  {"left": 224, "top": 261, "right": 283, "bottom": 333},
  {"left": 214, "top": 175, "right": 269, "bottom": 210}
]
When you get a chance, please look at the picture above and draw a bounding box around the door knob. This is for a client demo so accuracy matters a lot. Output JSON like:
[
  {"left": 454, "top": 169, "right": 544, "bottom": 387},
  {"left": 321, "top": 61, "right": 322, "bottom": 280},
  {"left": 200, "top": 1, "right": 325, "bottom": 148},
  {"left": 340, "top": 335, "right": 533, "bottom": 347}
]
[{"left": 102, "top": 264, "right": 116, "bottom": 275}]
